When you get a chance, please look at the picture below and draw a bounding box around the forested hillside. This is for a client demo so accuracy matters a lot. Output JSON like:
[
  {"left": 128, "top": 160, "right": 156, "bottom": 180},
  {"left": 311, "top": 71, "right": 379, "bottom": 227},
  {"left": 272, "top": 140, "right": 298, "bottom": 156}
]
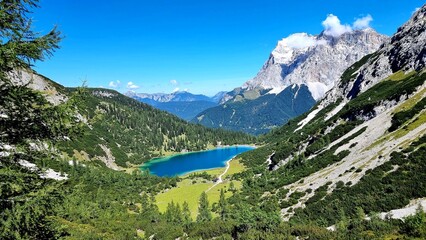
[
  {"left": 59, "top": 88, "right": 254, "bottom": 168},
  {"left": 1, "top": 1, "right": 425, "bottom": 240},
  {"left": 193, "top": 84, "right": 316, "bottom": 135}
]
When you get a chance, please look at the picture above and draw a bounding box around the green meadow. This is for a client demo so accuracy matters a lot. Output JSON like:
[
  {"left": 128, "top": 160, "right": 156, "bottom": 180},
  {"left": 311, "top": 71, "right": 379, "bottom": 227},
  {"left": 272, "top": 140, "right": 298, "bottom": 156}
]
[{"left": 155, "top": 158, "right": 245, "bottom": 219}]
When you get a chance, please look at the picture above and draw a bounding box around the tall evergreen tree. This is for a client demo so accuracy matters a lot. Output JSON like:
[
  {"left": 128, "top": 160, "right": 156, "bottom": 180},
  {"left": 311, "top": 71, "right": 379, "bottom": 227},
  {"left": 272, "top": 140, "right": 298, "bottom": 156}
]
[
  {"left": 165, "top": 201, "right": 183, "bottom": 224},
  {"left": 218, "top": 188, "right": 229, "bottom": 220},
  {"left": 0, "top": 0, "right": 61, "bottom": 78},
  {"left": 182, "top": 201, "right": 192, "bottom": 225},
  {"left": 0, "top": 1, "right": 69, "bottom": 238},
  {"left": 229, "top": 181, "right": 235, "bottom": 192},
  {"left": 196, "top": 191, "right": 212, "bottom": 222}
]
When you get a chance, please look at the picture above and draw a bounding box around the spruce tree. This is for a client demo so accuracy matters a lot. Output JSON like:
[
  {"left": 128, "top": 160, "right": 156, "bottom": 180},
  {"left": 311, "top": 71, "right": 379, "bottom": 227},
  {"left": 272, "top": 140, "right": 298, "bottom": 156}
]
[
  {"left": 0, "top": 0, "right": 61, "bottom": 78},
  {"left": 229, "top": 181, "right": 235, "bottom": 192},
  {"left": 165, "top": 201, "right": 183, "bottom": 224},
  {"left": 0, "top": 1, "right": 68, "bottom": 238},
  {"left": 196, "top": 191, "right": 212, "bottom": 222},
  {"left": 182, "top": 201, "right": 192, "bottom": 224},
  {"left": 218, "top": 188, "right": 229, "bottom": 220}
]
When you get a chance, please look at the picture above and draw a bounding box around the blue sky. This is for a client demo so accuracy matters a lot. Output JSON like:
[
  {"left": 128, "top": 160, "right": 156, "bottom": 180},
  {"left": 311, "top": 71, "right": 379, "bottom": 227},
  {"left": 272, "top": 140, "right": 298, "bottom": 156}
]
[{"left": 32, "top": 0, "right": 423, "bottom": 96}]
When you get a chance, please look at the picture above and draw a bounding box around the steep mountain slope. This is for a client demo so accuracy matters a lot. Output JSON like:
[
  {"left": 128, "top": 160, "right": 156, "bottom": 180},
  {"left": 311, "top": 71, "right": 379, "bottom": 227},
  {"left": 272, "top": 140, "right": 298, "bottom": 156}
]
[
  {"left": 193, "top": 84, "right": 316, "bottom": 135},
  {"left": 194, "top": 26, "right": 387, "bottom": 134},
  {"left": 234, "top": 5, "right": 426, "bottom": 226},
  {"left": 4, "top": 71, "right": 254, "bottom": 169},
  {"left": 223, "top": 28, "right": 387, "bottom": 102},
  {"left": 126, "top": 91, "right": 219, "bottom": 120},
  {"left": 211, "top": 91, "right": 227, "bottom": 103},
  {"left": 57, "top": 88, "right": 254, "bottom": 168}
]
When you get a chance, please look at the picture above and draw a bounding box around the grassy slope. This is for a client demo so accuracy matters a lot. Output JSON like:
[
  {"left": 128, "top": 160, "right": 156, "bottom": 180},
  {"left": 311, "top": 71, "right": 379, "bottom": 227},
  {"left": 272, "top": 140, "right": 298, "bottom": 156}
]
[{"left": 233, "top": 67, "right": 426, "bottom": 224}]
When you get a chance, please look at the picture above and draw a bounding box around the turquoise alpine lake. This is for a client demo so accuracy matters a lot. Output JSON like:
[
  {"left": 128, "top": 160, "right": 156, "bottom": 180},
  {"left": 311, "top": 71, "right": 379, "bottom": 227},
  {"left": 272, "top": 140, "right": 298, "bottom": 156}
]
[{"left": 140, "top": 146, "right": 255, "bottom": 177}]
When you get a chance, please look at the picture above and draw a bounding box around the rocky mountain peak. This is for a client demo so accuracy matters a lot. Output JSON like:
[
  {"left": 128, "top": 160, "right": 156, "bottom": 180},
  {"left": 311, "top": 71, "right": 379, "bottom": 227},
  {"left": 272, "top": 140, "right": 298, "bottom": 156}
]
[
  {"left": 224, "top": 26, "right": 387, "bottom": 103},
  {"left": 327, "top": 4, "right": 426, "bottom": 102},
  {"left": 388, "top": 5, "right": 426, "bottom": 72}
]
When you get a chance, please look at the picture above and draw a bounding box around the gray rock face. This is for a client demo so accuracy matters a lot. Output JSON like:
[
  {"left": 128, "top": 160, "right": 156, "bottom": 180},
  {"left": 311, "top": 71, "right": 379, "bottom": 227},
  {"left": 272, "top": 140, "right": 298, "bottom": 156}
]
[
  {"left": 389, "top": 6, "right": 426, "bottom": 72},
  {"left": 330, "top": 5, "right": 426, "bottom": 102},
  {"left": 222, "top": 28, "right": 387, "bottom": 103},
  {"left": 6, "top": 69, "right": 68, "bottom": 105}
]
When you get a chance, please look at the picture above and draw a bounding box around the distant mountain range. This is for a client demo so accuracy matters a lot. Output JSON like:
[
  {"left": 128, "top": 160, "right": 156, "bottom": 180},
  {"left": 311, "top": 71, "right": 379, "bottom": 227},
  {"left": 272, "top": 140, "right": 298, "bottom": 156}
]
[
  {"left": 193, "top": 84, "right": 316, "bottom": 135},
  {"left": 125, "top": 91, "right": 224, "bottom": 120},
  {"left": 193, "top": 28, "right": 388, "bottom": 134}
]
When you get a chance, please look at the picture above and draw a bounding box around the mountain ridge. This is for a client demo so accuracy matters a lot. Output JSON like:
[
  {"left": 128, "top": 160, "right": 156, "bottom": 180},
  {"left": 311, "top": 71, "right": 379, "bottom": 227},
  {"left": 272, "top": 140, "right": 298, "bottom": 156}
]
[
  {"left": 236, "top": 5, "right": 426, "bottom": 224},
  {"left": 126, "top": 90, "right": 223, "bottom": 120},
  {"left": 125, "top": 90, "right": 217, "bottom": 103},
  {"left": 193, "top": 28, "right": 388, "bottom": 134},
  {"left": 221, "top": 28, "right": 388, "bottom": 103}
]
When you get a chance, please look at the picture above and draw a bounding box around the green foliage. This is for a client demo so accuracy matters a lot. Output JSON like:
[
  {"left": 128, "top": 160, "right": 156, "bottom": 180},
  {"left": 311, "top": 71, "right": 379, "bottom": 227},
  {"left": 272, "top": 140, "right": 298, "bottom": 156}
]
[
  {"left": 400, "top": 207, "right": 426, "bottom": 238},
  {"left": 2, "top": 2, "right": 425, "bottom": 239},
  {"left": 59, "top": 88, "right": 255, "bottom": 167},
  {"left": 389, "top": 97, "right": 426, "bottom": 132},
  {"left": 188, "top": 171, "right": 213, "bottom": 181},
  {"left": 294, "top": 141, "right": 426, "bottom": 226},
  {"left": 218, "top": 189, "right": 229, "bottom": 220},
  {"left": 0, "top": 0, "right": 61, "bottom": 75},
  {"left": 340, "top": 71, "right": 426, "bottom": 121},
  {"left": 193, "top": 84, "right": 316, "bottom": 135},
  {"left": 0, "top": 164, "right": 67, "bottom": 239},
  {"left": 165, "top": 201, "right": 183, "bottom": 224},
  {"left": 0, "top": 81, "right": 83, "bottom": 145},
  {"left": 196, "top": 191, "right": 212, "bottom": 222},
  {"left": 339, "top": 53, "right": 375, "bottom": 85},
  {"left": 182, "top": 201, "right": 192, "bottom": 225},
  {"left": 0, "top": 2, "right": 79, "bottom": 238},
  {"left": 187, "top": 218, "right": 235, "bottom": 239}
]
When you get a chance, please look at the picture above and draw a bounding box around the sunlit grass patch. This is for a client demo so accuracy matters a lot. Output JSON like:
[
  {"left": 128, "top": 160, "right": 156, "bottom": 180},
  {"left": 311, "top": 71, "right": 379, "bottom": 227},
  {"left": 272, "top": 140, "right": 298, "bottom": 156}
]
[
  {"left": 155, "top": 179, "right": 241, "bottom": 219},
  {"left": 385, "top": 70, "right": 416, "bottom": 81},
  {"left": 156, "top": 157, "right": 245, "bottom": 219}
]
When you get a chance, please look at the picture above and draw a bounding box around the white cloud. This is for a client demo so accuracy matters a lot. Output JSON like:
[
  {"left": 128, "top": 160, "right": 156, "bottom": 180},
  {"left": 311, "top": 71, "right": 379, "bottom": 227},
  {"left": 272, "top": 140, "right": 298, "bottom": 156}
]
[
  {"left": 126, "top": 81, "right": 139, "bottom": 89},
  {"left": 172, "top": 87, "right": 180, "bottom": 93},
  {"left": 280, "top": 33, "right": 322, "bottom": 49},
  {"left": 108, "top": 80, "right": 120, "bottom": 88},
  {"left": 322, "top": 14, "right": 352, "bottom": 37},
  {"left": 170, "top": 79, "right": 178, "bottom": 86},
  {"left": 353, "top": 14, "right": 373, "bottom": 30}
]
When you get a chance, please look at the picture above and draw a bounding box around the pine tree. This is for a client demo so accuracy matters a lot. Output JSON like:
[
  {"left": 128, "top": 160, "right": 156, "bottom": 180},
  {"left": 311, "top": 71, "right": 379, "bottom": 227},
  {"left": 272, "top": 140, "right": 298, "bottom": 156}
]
[
  {"left": 0, "top": 1, "right": 67, "bottom": 238},
  {"left": 196, "top": 191, "right": 212, "bottom": 222},
  {"left": 165, "top": 201, "right": 183, "bottom": 224},
  {"left": 0, "top": 1, "right": 61, "bottom": 78},
  {"left": 229, "top": 181, "right": 235, "bottom": 192},
  {"left": 218, "top": 188, "right": 229, "bottom": 220},
  {"left": 182, "top": 201, "right": 192, "bottom": 225}
]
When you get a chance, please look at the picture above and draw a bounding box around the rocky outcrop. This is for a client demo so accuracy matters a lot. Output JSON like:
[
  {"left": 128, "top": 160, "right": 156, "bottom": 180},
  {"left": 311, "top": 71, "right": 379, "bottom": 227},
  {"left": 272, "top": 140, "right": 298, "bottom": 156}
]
[
  {"left": 333, "top": 6, "right": 426, "bottom": 101},
  {"left": 6, "top": 69, "right": 68, "bottom": 105},
  {"left": 222, "top": 28, "right": 387, "bottom": 103}
]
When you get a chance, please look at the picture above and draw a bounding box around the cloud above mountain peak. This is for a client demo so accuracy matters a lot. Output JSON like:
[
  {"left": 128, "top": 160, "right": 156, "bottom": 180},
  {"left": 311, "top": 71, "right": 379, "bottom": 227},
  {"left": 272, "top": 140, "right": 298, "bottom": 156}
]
[
  {"left": 353, "top": 14, "right": 373, "bottom": 30},
  {"left": 322, "top": 14, "right": 374, "bottom": 37},
  {"left": 322, "top": 14, "right": 353, "bottom": 37}
]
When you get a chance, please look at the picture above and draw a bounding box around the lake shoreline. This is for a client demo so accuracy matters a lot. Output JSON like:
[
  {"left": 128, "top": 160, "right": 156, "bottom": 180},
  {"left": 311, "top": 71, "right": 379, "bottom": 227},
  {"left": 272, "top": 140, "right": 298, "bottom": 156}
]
[{"left": 140, "top": 145, "right": 256, "bottom": 177}]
